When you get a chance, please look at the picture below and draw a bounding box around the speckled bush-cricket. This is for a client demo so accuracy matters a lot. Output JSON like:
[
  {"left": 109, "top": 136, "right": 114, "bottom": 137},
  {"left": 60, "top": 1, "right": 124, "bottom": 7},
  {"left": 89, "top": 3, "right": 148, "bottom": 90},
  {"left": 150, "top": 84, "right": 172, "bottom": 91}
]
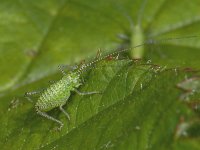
[
  {"left": 25, "top": 48, "right": 125, "bottom": 130},
  {"left": 24, "top": 35, "right": 198, "bottom": 130}
]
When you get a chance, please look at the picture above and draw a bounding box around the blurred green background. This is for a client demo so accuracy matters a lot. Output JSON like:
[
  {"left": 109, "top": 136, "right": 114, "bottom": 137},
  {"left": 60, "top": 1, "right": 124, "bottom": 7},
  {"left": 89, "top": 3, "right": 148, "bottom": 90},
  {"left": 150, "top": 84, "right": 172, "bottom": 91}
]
[{"left": 0, "top": 0, "right": 200, "bottom": 149}]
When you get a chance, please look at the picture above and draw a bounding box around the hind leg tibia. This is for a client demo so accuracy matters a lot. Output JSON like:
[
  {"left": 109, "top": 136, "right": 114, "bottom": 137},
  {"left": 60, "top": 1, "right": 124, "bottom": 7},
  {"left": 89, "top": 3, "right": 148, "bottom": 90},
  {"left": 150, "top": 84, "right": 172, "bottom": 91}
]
[
  {"left": 74, "top": 89, "right": 102, "bottom": 95},
  {"left": 36, "top": 109, "right": 64, "bottom": 130}
]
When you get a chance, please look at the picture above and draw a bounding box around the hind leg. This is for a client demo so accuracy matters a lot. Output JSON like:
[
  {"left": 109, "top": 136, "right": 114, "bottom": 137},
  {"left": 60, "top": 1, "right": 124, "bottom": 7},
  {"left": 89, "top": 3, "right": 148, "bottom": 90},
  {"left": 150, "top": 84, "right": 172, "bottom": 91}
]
[
  {"left": 74, "top": 89, "right": 102, "bottom": 95},
  {"left": 36, "top": 109, "right": 64, "bottom": 130}
]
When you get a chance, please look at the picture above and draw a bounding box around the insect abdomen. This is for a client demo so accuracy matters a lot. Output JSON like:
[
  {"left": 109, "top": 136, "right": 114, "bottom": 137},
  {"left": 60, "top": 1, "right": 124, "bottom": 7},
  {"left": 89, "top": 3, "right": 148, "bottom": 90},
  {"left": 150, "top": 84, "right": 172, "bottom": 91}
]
[{"left": 35, "top": 79, "right": 71, "bottom": 111}]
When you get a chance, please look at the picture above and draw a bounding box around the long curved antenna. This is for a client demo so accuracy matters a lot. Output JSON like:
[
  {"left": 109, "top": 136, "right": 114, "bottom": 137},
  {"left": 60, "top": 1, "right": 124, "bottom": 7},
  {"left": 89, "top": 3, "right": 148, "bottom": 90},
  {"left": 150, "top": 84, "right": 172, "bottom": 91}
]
[{"left": 77, "top": 35, "right": 199, "bottom": 74}]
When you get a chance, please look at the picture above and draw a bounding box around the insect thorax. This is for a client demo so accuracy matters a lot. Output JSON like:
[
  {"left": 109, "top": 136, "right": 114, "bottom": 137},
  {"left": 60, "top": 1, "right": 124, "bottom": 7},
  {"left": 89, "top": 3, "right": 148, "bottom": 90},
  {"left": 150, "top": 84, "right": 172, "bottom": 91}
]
[{"left": 35, "top": 72, "right": 82, "bottom": 111}]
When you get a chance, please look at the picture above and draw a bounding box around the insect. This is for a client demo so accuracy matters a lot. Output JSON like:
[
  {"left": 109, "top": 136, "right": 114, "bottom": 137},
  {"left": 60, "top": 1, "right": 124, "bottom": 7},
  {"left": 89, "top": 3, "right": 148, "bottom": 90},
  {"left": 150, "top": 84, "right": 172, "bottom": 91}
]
[
  {"left": 25, "top": 35, "right": 199, "bottom": 130},
  {"left": 25, "top": 54, "right": 116, "bottom": 130},
  {"left": 25, "top": 63, "right": 101, "bottom": 130}
]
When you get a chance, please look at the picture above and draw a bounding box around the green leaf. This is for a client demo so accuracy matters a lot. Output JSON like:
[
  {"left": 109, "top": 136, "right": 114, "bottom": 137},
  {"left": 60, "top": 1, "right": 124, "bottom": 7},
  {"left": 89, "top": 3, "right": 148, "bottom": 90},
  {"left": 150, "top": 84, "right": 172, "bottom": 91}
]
[
  {"left": 1, "top": 60, "right": 200, "bottom": 150},
  {"left": 0, "top": 0, "right": 200, "bottom": 150},
  {"left": 39, "top": 62, "right": 200, "bottom": 150}
]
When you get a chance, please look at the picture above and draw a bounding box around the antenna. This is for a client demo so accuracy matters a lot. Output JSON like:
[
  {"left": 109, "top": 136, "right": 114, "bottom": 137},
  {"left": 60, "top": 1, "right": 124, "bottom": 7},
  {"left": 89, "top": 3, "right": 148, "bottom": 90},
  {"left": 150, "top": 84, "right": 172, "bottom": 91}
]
[{"left": 77, "top": 35, "right": 199, "bottom": 74}]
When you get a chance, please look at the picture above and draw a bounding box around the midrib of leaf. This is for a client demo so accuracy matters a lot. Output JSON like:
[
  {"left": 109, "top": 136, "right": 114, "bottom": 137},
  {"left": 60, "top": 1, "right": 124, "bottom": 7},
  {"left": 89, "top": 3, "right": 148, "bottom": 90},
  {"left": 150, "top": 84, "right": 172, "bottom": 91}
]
[
  {"left": 98, "top": 64, "right": 153, "bottom": 111},
  {"left": 72, "top": 60, "right": 131, "bottom": 127}
]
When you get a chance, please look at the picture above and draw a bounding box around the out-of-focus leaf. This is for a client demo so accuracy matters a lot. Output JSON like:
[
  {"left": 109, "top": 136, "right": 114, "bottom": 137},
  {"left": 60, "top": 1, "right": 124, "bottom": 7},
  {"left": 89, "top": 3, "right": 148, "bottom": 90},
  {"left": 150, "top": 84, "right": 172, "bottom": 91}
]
[{"left": 1, "top": 0, "right": 200, "bottom": 92}]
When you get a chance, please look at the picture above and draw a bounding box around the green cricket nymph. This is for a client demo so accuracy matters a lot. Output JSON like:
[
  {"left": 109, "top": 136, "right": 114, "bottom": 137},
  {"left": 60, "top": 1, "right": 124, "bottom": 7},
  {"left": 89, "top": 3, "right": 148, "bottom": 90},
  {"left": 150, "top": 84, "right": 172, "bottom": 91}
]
[
  {"left": 25, "top": 62, "right": 102, "bottom": 130},
  {"left": 25, "top": 56, "right": 107, "bottom": 130}
]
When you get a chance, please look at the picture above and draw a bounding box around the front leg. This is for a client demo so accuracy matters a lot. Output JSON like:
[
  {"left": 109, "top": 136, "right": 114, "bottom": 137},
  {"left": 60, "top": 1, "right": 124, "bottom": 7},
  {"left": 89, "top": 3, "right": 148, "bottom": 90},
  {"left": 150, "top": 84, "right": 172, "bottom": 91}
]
[{"left": 24, "top": 90, "right": 44, "bottom": 102}]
